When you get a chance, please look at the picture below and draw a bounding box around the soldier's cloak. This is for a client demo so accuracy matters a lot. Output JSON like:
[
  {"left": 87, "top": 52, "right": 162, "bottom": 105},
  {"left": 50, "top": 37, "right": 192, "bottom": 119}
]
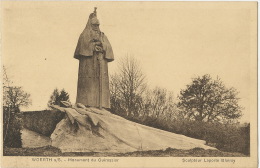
[{"left": 74, "top": 12, "right": 114, "bottom": 108}]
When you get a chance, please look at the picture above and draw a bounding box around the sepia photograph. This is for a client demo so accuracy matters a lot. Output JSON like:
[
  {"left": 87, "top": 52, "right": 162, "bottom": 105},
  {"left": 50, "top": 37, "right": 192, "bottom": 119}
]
[{"left": 1, "top": 1, "right": 257, "bottom": 168}]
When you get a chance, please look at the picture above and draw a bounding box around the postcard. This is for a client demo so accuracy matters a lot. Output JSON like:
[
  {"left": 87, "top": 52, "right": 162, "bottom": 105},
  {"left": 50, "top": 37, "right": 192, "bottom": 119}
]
[{"left": 1, "top": 1, "right": 257, "bottom": 168}]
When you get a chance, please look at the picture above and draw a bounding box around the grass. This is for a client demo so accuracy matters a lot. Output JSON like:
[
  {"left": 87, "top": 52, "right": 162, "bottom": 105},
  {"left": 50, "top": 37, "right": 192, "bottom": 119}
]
[{"left": 4, "top": 146, "right": 247, "bottom": 157}]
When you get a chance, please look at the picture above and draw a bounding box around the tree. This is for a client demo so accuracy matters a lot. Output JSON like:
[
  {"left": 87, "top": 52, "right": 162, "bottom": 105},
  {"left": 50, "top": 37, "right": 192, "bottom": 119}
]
[
  {"left": 3, "top": 66, "right": 31, "bottom": 147},
  {"left": 143, "top": 87, "right": 176, "bottom": 120},
  {"left": 110, "top": 55, "right": 146, "bottom": 117},
  {"left": 4, "top": 86, "right": 31, "bottom": 109},
  {"left": 177, "top": 74, "right": 242, "bottom": 122},
  {"left": 3, "top": 66, "right": 32, "bottom": 109},
  {"left": 47, "top": 88, "right": 71, "bottom": 108}
]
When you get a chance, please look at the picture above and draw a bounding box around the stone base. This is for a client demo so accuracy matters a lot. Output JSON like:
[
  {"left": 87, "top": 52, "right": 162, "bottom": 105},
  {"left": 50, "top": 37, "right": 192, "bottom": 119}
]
[{"left": 50, "top": 106, "right": 215, "bottom": 153}]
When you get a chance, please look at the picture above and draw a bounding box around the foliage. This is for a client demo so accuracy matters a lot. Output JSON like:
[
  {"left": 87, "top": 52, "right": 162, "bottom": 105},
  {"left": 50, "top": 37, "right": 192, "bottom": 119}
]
[
  {"left": 171, "top": 120, "right": 250, "bottom": 155},
  {"left": 47, "top": 88, "right": 71, "bottom": 108},
  {"left": 3, "top": 66, "right": 31, "bottom": 109},
  {"left": 110, "top": 56, "right": 177, "bottom": 122},
  {"left": 110, "top": 58, "right": 248, "bottom": 155},
  {"left": 23, "top": 110, "right": 65, "bottom": 136},
  {"left": 3, "top": 106, "right": 22, "bottom": 148},
  {"left": 3, "top": 66, "right": 31, "bottom": 147},
  {"left": 110, "top": 56, "right": 146, "bottom": 117},
  {"left": 4, "top": 86, "right": 31, "bottom": 109},
  {"left": 177, "top": 74, "right": 242, "bottom": 122},
  {"left": 142, "top": 87, "right": 177, "bottom": 119}
]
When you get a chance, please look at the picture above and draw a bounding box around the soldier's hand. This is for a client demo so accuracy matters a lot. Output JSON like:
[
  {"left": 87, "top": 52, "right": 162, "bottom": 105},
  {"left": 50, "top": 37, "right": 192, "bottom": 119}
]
[
  {"left": 95, "top": 45, "right": 103, "bottom": 52},
  {"left": 95, "top": 41, "right": 102, "bottom": 45}
]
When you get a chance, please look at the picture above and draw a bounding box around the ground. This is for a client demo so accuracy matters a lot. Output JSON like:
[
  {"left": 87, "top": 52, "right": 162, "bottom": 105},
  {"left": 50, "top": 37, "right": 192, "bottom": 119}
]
[{"left": 4, "top": 146, "right": 247, "bottom": 157}]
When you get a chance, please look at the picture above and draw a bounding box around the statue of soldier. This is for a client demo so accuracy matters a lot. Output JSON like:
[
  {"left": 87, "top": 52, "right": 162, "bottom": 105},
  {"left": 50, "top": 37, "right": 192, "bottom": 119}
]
[{"left": 74, "top": 8, "right": 114, "bottom": 109}]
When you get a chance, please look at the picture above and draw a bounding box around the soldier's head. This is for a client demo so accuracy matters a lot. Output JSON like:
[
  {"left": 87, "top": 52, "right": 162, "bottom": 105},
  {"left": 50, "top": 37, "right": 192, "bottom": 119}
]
[
  {"left": 88, "top": 7, "right": 100, "bottom": 31},
  {"left": 91, "top": 17, "right": 100, "bottom": 31}
]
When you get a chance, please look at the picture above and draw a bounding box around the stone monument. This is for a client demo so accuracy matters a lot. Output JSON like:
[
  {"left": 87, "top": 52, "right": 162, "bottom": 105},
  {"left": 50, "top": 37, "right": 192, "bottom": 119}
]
[
  {"left": 48, "top": 9, "right": 215, "bottom": 153},
  {"left": 74, "top": 8, "right": 114, "bottom": 109}
]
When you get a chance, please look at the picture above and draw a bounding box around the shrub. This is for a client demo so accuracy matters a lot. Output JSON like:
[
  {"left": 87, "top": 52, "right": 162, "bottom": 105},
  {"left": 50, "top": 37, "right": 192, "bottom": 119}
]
[
  {"left": 22, "top": 110, "right": 65, "bottom": 136},
  {"left": 3, "top": 107, "right": 22, "bottom": 148}
]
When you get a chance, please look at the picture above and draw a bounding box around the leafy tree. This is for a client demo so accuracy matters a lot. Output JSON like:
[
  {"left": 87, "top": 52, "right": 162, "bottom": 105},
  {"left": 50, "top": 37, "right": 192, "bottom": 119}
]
[
  {"left": 47, "top": 88, "right": 71, "bottom": 108},
  {"left": 3, "top": 66, "right": 31, "bottom": 147},
  {"left": 177, "top": 74, "right": 242, "bottom": 122}
]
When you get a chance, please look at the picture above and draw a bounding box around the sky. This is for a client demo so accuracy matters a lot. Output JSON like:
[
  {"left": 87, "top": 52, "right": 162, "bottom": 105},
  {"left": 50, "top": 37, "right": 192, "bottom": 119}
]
[{"left": 2, "top": 1, "right": 257, "bottom": 123}]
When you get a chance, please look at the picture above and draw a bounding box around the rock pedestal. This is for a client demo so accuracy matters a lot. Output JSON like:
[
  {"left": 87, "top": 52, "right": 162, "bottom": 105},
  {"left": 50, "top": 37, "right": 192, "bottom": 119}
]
[{"left": 50, "top": 105, "right": 215, "bottom": 153}]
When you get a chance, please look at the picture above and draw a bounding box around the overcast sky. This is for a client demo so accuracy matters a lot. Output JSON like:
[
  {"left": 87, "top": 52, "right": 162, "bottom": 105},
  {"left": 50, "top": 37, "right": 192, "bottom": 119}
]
[{"left": 2, "top": 1, "right": 257, "bottom": 123}]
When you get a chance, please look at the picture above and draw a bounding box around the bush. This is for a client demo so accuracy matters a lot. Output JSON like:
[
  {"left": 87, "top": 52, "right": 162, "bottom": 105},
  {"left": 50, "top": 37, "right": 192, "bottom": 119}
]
[
  {"left": 168, "top": 120, "right": 250, "bottom": 155},
  {"left": 3, "top": 107, "right": 22, "bottom": 148},
  {"left": 22, "top": 110, "right": 65, "bottom": 136},
  {"left": 47, "top": 88, "right": 71, "bottom": 108},
  {"left": 113, "top": 110, "right": 250, "bottom": 156}
]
